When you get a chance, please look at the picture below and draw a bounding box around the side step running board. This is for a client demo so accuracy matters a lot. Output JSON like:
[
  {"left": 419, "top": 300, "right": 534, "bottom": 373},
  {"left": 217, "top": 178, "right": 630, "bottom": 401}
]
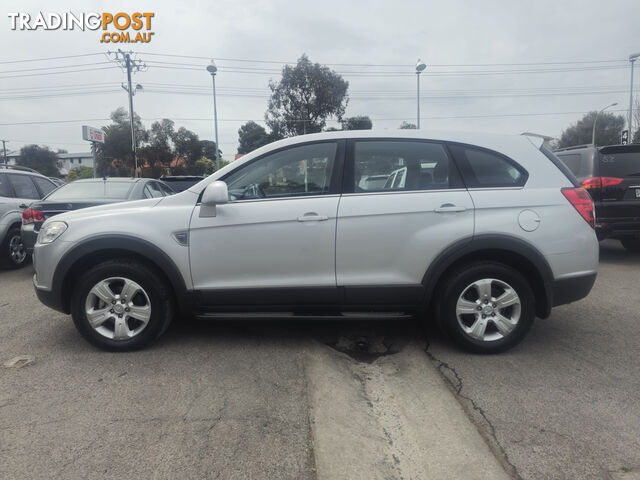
[{"left": 194, "top": 312, "right": 413, "bottom": 320}]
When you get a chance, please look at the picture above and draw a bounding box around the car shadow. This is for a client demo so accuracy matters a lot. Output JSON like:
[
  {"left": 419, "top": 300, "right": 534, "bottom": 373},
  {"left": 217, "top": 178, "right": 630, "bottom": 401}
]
[
  {"left": 599, "top": 238, "right": 640, "bottom": 265},
  {"left": 153, "top": 315, "right": 444, "bottom": 362}
]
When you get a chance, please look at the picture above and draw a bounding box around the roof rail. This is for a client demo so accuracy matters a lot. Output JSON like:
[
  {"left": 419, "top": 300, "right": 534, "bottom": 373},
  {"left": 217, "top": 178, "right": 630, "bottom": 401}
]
[
  {"left": 0, "top": 164, "right": 39, "bottom": 173},
  {"left": 553, "top": 144, "right": 594, "bottom": 152}
]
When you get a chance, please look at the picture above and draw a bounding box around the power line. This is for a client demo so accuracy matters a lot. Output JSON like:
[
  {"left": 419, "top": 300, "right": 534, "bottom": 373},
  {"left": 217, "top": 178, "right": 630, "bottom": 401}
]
[
  {"left": 0, "top": 52, "right": 104, "bottom": 64},
  {"left": 136, "top": 51, "right": 628, "bottom": 67},
  {"left": 0, "top": 66, "right": 118, "bottom": 80},
  {"left": 0, "top": 62, "right": 112, "bottom": 75},
  {"left": 0, "top": 109, "right": 630, "bottom": 127}
]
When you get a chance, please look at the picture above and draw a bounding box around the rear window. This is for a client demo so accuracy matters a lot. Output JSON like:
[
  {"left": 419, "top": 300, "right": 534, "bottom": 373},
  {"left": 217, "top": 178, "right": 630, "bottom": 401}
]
[
  {"left": 0, "top": 173, "right": 11, "bottom": 197},
  {"left": 556, "top": 153, "right": 582, "bottom": 176},
  {"left": 46, "top": 181, "right": 133, "bottom": 200},
  {"left": 8, "top": 174, "right": 40, "bottom": 199},
  {"left": 598, "top": 151, "right": 640, "bottom": 177},
  {"left": 449, "top": 144, "right": 527, "bottom": 188}
]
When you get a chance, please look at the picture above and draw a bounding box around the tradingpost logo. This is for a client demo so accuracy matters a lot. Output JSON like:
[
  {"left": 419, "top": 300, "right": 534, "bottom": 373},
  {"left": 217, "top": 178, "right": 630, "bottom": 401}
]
[{"left": 7, "top": 12, "right": 155, "bottom": 43}]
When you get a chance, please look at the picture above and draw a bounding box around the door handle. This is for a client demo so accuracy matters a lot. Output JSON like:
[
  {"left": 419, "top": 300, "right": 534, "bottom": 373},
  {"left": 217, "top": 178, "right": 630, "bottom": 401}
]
[
  {"left": 434, "top": 204, "right": 467, "bottom": 213},
  {"left": 297, "top": 212, "right": 329, "bottom": 222}
]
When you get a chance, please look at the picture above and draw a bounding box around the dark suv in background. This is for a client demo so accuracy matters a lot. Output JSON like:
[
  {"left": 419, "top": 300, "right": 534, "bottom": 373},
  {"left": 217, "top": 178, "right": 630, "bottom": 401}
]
[{"left": 555, "top": 144, "right": 640, "bottom": 251}]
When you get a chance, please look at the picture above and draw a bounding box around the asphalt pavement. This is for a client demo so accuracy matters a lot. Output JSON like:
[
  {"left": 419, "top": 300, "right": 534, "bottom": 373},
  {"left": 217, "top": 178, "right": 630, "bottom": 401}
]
[{"left": 1, "top": 240, "right": 639, "bottom": 479}]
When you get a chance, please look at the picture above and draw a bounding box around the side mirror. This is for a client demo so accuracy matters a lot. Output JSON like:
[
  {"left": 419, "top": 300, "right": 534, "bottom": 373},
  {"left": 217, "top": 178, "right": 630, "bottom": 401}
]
[
  {"left": 200, "top": 181, "right": 228, "bottom": 218},
  {"left": 202, "top": 181, "right": 228, "bottom": 206}
]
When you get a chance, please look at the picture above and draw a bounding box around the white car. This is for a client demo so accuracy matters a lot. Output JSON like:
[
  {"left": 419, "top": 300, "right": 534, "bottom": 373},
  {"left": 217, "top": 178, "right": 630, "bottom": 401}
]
[{"left": 32, "top": 130, "right": 599, "bottom": 353}]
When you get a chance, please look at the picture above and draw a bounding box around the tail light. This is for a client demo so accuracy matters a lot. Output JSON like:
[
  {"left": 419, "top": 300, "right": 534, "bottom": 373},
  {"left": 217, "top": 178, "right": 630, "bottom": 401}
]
[
  {"left": 22, "top": 208, "right": 44, "bottom": 225},
  {"left": 580, "top": 176, "right": 623, "bottom": 189},
  {"left": 561, "top": 187, "right": 595, "bottom": 228}
]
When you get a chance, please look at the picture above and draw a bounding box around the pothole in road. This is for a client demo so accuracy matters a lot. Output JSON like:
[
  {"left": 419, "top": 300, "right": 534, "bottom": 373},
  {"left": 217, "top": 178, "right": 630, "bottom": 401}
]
[{"left": 327, "top": 334, "right": 405, "bottom": 363}]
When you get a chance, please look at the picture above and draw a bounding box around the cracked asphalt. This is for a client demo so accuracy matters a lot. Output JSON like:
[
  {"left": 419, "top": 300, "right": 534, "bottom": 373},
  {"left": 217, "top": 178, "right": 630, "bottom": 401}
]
[{"left": 1, "top": 238, "right": 639, "bottom": 479}]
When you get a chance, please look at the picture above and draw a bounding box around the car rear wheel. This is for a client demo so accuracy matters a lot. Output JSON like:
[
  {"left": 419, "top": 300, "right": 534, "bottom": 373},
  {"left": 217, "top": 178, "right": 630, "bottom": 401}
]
[
  {"left": 621, "top": 239, "right": 640, "bottom": 252},
  {"left": 437, "top": 261, "right": 535, "bottom": 354},
  {"left": 0, "top": 227, "right": 29, "bottom": 270},
  {"left": 70, "top": 259, "right": 174, "bottom": 351}
]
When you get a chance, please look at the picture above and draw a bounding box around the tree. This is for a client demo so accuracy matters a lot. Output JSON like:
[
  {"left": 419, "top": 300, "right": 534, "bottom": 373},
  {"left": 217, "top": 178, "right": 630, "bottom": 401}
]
[
  {"left": 341, "top": 116, "right": 373, "bottom": 130},
  {"left": 266, "top": 54, "right": 349, "bottom": 137},
  {"left": 97, "top": 108, "right": 148, "bottom": 176},
  {"left": 558, "top": 111, "right": 625, "bottom": 148},
  {"left": 237, "top": 121, "right": 271, "bottom": 154},
  {"left": 16, "top": 145, "right": 60, "bottom": 176},
  {"left": 172, "top": 127, "right": 203, "bottom": 166},
  {"left": 138, "top": 119, "right": 175, "bottom": 177},
  {"left": 66, "top": 166, "right": 94, "bottom": 182},
  {"left": 399, "top": 121, "right": 417, "bottom": 129}
]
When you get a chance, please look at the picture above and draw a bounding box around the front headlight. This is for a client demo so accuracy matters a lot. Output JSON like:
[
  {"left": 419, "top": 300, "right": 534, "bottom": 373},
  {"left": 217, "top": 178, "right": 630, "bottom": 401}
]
[{"left": 37, "top": 221, "right": 68, "bottom": 244}]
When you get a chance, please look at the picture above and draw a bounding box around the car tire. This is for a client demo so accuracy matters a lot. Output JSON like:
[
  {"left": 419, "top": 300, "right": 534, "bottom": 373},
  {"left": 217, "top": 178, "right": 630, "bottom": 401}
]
[
  {"left": 70, "top": 259, "right": 174, "bottom": 351},
  {"left": 0, "top": 227, "right": 30, "bottom": 270},
  {"left": 621, "top": 239, "right": 640, "bottom": 252},
  {"left": 437, "top": 261, "right": 535, "bottom": 354}
]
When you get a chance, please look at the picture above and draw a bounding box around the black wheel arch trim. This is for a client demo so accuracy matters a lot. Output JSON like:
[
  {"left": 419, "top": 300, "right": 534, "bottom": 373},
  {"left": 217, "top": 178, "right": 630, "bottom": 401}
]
[
  {"left": 50, "top": 234, "right": 189, "bottom": 314},
  {"left": 422, "top": 234, "right": 555, "bottom": 319}
]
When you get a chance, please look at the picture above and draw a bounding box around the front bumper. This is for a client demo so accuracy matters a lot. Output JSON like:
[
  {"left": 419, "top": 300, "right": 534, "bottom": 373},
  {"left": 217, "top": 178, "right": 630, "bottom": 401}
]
[
  {"left": 551, "top": 272, "right": 597, "bottom": 307},
  {"left": 33, "top": 274, "right": 67, "bottom": 313}
]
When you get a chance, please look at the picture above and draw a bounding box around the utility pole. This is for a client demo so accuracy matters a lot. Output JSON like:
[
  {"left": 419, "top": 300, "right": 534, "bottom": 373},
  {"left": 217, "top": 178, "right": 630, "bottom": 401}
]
[
  {"left": 108, "top": 50, "right": 146, "bottom": 177},
  {"left": 1, "top": 140, "right": 7, "bottom": 166},
  {"left": 628, "top": 53, "right": 640, "bottom": 138}
]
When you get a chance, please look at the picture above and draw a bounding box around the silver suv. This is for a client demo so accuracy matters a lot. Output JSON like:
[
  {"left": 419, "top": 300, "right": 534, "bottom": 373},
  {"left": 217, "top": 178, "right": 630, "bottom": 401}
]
[
  {"left": 32, "top": 131, "right": 599, "bottom": 353},
  {"left": 0, "top": 166, "right": 57, "bottom": 269}
]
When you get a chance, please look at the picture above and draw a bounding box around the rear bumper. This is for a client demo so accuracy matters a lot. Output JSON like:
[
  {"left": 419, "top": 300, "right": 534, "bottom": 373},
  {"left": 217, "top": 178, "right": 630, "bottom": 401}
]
[
  {"left": 595, "top": 217, "right": 640, "bottom": 241},
  {"left": 20, "top": 224, "right": 38, "bottom": 254},
  {"left": 551, "top": 272, "right": 597, "bottom": 307}
]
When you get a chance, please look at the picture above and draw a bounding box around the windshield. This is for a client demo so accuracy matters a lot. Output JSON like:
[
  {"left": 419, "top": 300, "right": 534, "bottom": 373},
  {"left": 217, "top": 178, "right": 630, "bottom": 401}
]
[
  {"left": 45, "top": 181, "right": 133, "bottom": 200},
  {"left": 599, "top": 152, "right": 640, "bottom": 177}
]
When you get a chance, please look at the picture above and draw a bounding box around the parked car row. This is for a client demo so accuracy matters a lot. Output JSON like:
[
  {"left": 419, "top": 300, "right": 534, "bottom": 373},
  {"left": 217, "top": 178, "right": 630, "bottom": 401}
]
[
  {"left": 0, "top": 168, "right": 206, "bottom": 269},
  {"left": 555, "top": 143, "right": 640, "bottom": 251}
]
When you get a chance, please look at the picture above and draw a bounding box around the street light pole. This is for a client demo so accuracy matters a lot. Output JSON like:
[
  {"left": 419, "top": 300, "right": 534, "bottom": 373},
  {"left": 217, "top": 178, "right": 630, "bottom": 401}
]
[
  {"left": 628, "top": 53, "right": 640, "bottom": 138},
  {"left": 207, "top": 60, "right": 220, "bottom": 171},
  {"left": 416, "top": 59, "right": 427, "bottom": 129},
  {"left": 1, "top": 140, "right": 7, "bottom": 166},
  {"left": 592, "top": 102, "right": 618, "bottom": 145}
]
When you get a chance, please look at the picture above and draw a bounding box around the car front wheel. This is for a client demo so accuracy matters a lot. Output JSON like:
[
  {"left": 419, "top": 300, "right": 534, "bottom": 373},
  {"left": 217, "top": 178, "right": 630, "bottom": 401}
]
[
  {"left": 437, "top": 261, "right": 535, "bottom": 354},
  {"left": 0, "top": 227, "right": 29, "bottom": 269},
  {"left": 70, "top": 259, "right": 174, "bottom": 351}
]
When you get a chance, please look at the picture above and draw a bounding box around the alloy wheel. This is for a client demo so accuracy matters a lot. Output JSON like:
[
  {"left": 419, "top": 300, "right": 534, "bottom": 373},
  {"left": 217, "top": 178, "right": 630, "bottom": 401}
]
[
  {"left": 455, "top": 278, "right": 522, "bottom": 342},
  {"left": 84, "top": 277, "right": 152, "bottom": 340}
]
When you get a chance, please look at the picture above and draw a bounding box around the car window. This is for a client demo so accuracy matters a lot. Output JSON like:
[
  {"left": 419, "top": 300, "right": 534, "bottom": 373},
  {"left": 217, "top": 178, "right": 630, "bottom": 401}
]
[
  {"left": 158, "top": 182, "right": 174, "bottom": 195},
  {"left": 32, "top": 176, "right": 57, "bottom": 197},
  {"left": 144, "top": 182, "right": 164, "bottom": 198},
  {"left": 353, "top": 140, "right": 455, "bottom": 192},
  {"left": 225, "top": 142, "right": 337, "bottom": 200},
  {"left": 449, "top": 145, "right": 527, "bottom": 188},
  {"left": 556, "top": 153, "right": 582, "bottom": 176},
  {"left": 7, "top": 174, "right": 40, "bottom": 199},
  {"left": 0, "top": 173, "right": 11, "bottom": 197},
  {"left": 598, "top": 151, "right": 640, "bottom": 177},
  {"left": 46, "top": 181, "right": 133, "bottom": 200}
]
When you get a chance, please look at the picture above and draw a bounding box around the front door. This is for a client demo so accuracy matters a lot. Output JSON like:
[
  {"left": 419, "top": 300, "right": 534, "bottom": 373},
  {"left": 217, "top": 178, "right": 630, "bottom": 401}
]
[{"left": 189, "top": 141, "right": 343, "bottom": 303}]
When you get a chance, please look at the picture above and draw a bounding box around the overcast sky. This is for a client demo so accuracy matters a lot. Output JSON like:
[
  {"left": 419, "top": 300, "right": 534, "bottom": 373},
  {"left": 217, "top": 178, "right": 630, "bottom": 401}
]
[{"left": 1, "top": 0, "right": 639, "bottom": 159}]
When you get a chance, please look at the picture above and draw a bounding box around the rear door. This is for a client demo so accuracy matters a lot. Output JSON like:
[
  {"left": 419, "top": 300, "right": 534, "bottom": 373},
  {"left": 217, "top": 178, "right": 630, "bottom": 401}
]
[
  {"left": 595, "top": 145, "right": 640, "bottom": 221},
  {"left": 335, "top": 139, "right": 474, "bottom": 303}
]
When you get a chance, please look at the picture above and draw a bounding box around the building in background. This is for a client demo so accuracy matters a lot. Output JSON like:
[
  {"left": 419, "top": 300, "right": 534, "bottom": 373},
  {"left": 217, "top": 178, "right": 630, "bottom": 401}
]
[{"left": 57, "top": 152, "right": 93, "bottom": 175}]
